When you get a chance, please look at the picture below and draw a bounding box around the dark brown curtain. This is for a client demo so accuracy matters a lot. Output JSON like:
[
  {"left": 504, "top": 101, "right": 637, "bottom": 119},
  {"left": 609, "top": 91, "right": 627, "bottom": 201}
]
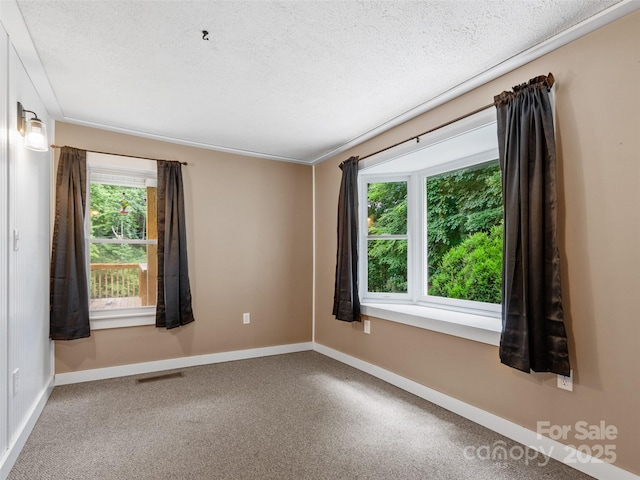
[
  {"left": 333, "top": 156, "right": 361, "bottom": 322},
  {"left": 494, "top": 73, "right": 570, "bottom": 375},
  {"left": 156, "top": 160, "right": 195, "bottom": 329},
  {"left": 50, "top": 147, "right": 90, "bottom": 340}
]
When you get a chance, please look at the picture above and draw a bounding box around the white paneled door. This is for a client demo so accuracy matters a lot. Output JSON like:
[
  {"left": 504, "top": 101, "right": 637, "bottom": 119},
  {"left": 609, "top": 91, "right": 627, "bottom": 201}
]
[
  {"left": 7, "top": 43, "right": 53, "bottom": 450},
  {"left": 0, "top": 22, "right": 10, "bottom": 461}
]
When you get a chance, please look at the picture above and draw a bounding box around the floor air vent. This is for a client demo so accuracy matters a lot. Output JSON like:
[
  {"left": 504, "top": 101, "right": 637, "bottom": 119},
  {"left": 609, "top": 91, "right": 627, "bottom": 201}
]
[{"left": 136, "top": 372, "right": 184, "bottom": 383}]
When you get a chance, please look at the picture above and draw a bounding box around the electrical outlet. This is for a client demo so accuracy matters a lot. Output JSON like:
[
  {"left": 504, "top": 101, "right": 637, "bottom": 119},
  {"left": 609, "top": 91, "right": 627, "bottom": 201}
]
[
  {"left": 363, "top": 319, "right": 371, "bottom": 334},
  {"left": 12, "top": 369, "right": 19, "bottom": 397},
  {"left": 557, "top": 370, "right": 573, "bottom": 391},
  {"left": 243, "top": 312, "right": 251, "bottom": 324}
]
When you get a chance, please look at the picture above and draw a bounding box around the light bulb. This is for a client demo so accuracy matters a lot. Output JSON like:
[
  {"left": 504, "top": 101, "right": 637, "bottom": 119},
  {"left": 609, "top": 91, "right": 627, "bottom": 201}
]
[{"left": 25, "top": 118, "right": 48, "bottom": 152}]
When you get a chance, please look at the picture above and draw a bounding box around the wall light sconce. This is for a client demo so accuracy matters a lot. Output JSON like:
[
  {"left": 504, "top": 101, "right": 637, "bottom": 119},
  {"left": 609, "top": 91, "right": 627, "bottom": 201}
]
[{"left": 17, "top": 101, "right": 48, "bottom": 152}]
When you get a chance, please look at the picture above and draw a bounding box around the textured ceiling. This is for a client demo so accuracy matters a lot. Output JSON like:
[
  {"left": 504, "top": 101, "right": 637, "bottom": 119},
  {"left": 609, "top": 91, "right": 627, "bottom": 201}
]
[{"left": 15, "top": 0, "right": 624, "bottom": 163}]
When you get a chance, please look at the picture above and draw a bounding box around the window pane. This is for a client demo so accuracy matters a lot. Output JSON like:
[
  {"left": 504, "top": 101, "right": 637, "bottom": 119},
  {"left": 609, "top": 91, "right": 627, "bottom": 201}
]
[
  {"left": 426, "top": 161, "right": 502, "bottom": 303},
  {"left": 90, "top": 184, "right": 156, "bottom": 240},
  {"left": 367, "top": 181, "right": 407, "bottom": 235},
  {"left": 89, "top": 243, "right": 157, "bottom": 311},
  {"left": 367, "top": 239, "right": 408, "bottom": 293}
]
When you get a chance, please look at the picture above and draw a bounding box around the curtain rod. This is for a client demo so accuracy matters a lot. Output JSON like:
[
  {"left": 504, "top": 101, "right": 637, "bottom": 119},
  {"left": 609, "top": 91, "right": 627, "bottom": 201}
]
[
  {"left": 359, "top": 102, "right": 494, "bottom": 162},
  {"left": 50, "top": 145, "right": 188, "bottom": 165},
  {"left": 359, "top": 72, "right": 554, "bottom": 162}
]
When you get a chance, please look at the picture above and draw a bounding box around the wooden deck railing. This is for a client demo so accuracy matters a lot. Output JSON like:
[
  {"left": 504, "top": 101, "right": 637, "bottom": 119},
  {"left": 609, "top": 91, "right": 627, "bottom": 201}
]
[
  {"left": 90, "top": 263, "right": 144, "bottom": 299},
  {"left": 90, "top": 260, "right": 155, "bottom": 308}
]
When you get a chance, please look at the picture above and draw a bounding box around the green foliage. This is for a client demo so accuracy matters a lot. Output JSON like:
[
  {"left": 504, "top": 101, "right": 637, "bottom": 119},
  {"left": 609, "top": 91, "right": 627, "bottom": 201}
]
[
  {"left": 89, "top": 243, "right": 148, "bottom": 265},
  {"left": 90, "top": 184, "right": 147, "bottom": 240},
  {"left": 429, "top": 225, "right": 503, "bottom": 304},
  {"left": 367, "top": 182, "right": 408, "bottom": 292},
  {"left": 367, "top": 239, "right": 408, "bottom": 293},
  {"left": 367, "top": 181, "right": 407, "bottom": 235},
  {"left": 89, "top": 184, "right": 149, "bottom": 264},
  {"left": 426, "top": 162, "right": 502, "bottom": 279}
]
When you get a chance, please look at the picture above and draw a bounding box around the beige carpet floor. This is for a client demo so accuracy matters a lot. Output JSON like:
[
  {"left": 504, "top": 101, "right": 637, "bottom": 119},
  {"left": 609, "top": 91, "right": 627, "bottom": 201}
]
[{"left": 9, "top": 351, "right": 593, "bottom": 479}]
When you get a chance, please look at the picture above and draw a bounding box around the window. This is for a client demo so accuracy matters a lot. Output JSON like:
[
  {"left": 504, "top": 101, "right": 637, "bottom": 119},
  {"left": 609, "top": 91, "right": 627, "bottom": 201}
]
[
  {"left": 423, "top": 160, "right": 502, "bottom": 307},
  {"left": 367, "top": 179, "right": 409, "bottom": 294},
  {"left": 359, "top": 108, "right": 503, "bottom": 342},
  {"left": 86, "top": 153, "right": 157, "bottom": 329}
]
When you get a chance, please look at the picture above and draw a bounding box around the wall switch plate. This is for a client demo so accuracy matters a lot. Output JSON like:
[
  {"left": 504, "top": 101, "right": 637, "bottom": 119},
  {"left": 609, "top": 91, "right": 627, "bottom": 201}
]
[
  {"left": 557, "top": 370, "right": 573, "bottom": 391},
  {"left": 363, "top": 319, "right": 371, "bottom": 334},
  {"left": 12, "top": 369, "right": 19, "bottom": 397},
  {"left": 243, "top": 312, "right": 251, "bottom": 324}
]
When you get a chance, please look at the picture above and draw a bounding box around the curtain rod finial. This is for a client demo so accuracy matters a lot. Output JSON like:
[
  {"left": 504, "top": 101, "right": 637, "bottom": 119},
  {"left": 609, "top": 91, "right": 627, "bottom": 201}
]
[{"left": 547, "top": 72, "right": 555, "bottom": 88}]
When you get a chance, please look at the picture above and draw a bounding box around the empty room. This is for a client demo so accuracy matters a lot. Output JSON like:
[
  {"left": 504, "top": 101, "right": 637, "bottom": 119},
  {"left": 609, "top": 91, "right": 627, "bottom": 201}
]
[{"left": 0, "top": 1, "right": 638, "bottom": 479}]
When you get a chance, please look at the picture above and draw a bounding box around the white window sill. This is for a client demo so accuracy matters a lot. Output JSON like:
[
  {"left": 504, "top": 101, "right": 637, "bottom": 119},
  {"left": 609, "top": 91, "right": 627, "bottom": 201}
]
[
  {"left": 361, "top": 303, "right": 501, "bottom": 346},
  {"left": 89, "top": 309, "right": 155, "bottom": 330}
]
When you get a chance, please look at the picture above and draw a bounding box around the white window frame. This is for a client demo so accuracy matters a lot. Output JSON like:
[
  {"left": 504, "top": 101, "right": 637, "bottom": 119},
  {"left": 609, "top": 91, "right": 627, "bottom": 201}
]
[
  {"left": 86, "top": 153, "right": 157, "bottom": 330},
  {"left": 417, "top": 154, "right": 502, "bottom": 317},
  {"left": 358, "top": 108, "right": 503, "bottom": 345},
  {"left": 360, "top": 174, "right": 412, "bottom": 302}
]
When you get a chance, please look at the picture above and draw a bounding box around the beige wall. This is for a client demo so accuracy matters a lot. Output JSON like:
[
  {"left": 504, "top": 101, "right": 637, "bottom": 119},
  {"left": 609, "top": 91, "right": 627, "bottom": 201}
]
[
  {"left": 54, "top": 122, "right": 313, "bottom": 373},
  {"left": 315, "top": 12, "right": 640, "bottom": 475}
]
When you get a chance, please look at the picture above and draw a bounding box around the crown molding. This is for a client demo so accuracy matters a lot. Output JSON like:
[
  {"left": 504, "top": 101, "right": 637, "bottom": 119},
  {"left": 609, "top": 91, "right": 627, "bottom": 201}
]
[{"left": 60, "top": 116, "right": 311, "bottom": 164}]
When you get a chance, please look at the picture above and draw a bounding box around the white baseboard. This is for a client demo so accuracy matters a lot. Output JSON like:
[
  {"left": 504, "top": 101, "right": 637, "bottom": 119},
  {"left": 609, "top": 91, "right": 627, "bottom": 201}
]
[
  {"left": 313, "top": 343, "right": 639, "bottom": 480},
  {"left": 0, "top": 377, "right": 54, "bottom": 480},
  {"left": 54, "top": 342, "right": 314, "bottom": 386}
]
